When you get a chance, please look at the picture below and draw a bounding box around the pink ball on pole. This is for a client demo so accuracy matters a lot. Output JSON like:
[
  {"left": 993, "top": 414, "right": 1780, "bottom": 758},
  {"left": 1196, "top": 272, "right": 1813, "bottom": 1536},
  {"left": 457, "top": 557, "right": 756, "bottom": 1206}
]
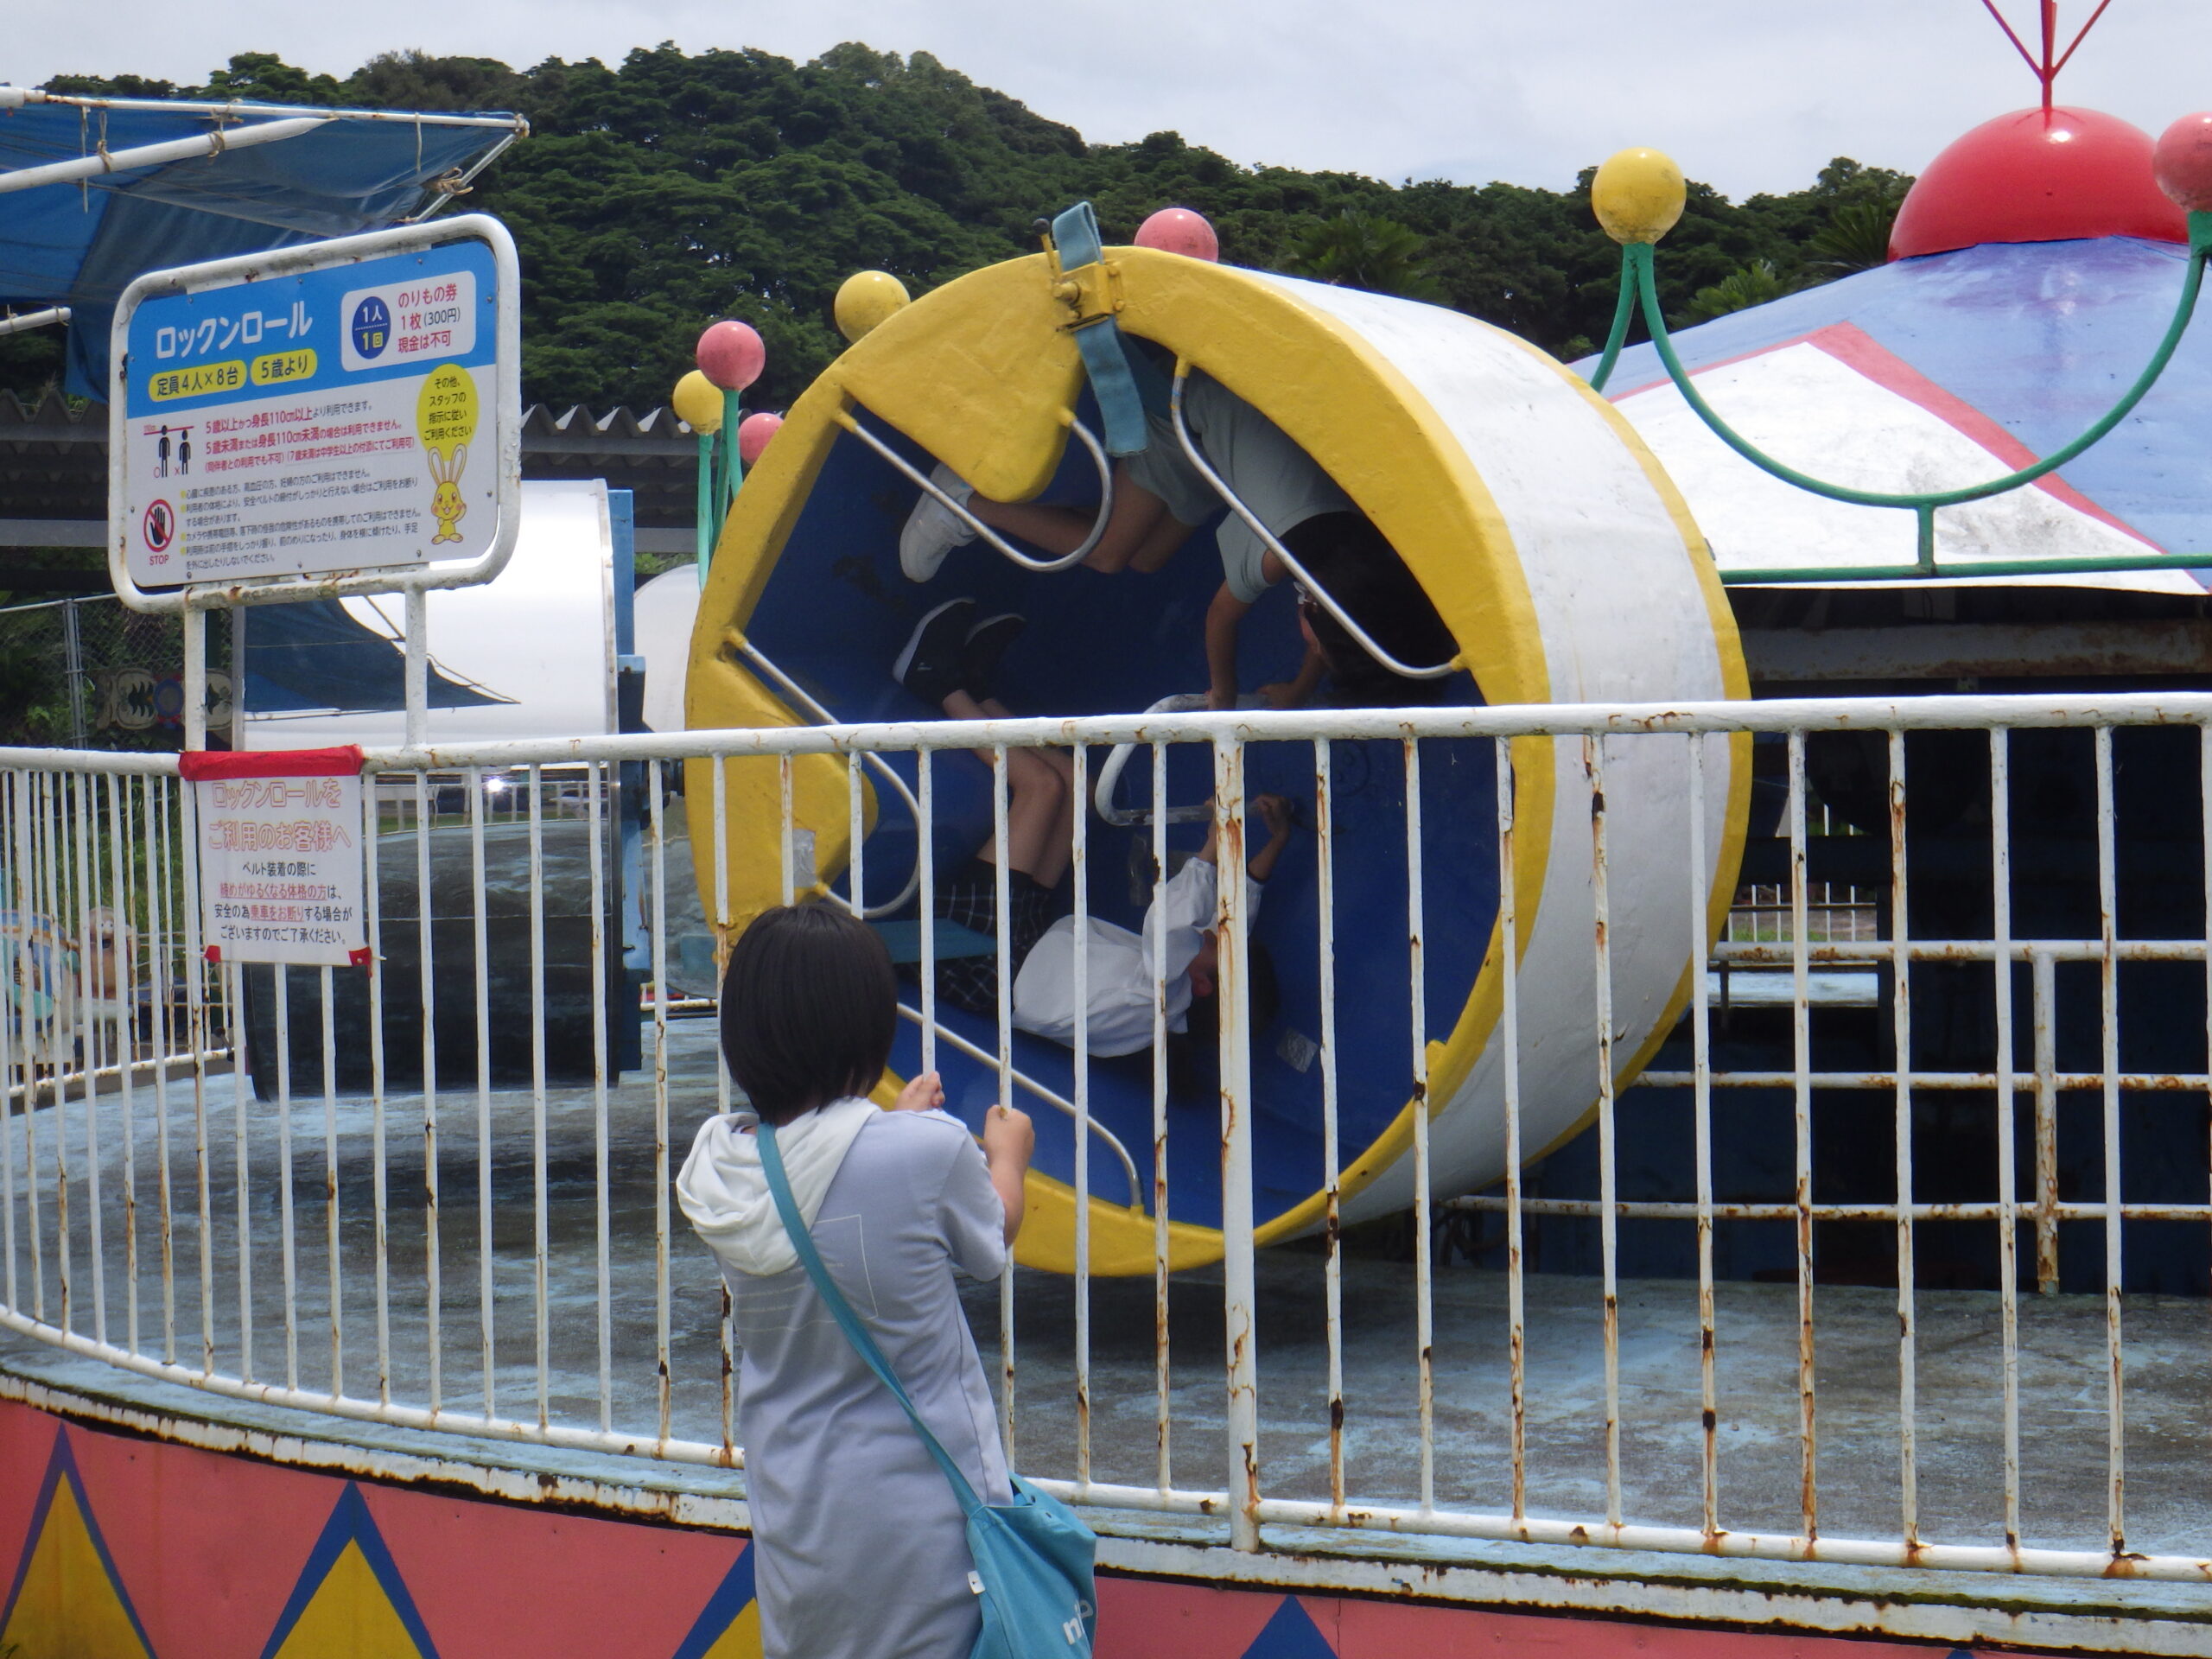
[
  {"left": 696, "top": 320, "right": 766, "bottom": 391},
  {"left": 737, "top": 411, "right": 783, "bottom": 465},
  {"left": 2153, "top": 112, "right": 2212, "bottom": 213},
  {"left": 1134, "top": 207, "right": 1219, "bottom": 261}
]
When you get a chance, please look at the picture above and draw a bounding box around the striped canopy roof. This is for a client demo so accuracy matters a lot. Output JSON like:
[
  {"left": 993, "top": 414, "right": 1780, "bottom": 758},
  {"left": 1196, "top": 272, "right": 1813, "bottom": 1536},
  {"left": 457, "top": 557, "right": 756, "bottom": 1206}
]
[{"left": 1582, "top": 236, "right": 2211, "bottom": 593}]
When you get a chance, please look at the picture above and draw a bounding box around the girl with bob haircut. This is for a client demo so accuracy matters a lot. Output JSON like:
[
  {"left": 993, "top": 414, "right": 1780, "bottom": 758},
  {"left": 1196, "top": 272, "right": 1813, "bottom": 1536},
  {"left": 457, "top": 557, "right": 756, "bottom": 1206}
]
[{"left": 678, "top": 903, "right": 1033, "bottom": 1659}]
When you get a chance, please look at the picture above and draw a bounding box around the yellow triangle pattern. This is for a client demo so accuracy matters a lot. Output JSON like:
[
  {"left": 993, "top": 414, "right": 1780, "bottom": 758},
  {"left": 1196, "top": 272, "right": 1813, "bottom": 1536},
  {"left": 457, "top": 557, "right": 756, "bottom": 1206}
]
[
  {"left": 0, "top": 1475, "right": 151, "bottom": 1659},
  {"left": 269, "top": 1540, "right": 427, "bottom": 1659},
  {"left": 696, "top": 1596, "right": 763, "bottom": 1659}
]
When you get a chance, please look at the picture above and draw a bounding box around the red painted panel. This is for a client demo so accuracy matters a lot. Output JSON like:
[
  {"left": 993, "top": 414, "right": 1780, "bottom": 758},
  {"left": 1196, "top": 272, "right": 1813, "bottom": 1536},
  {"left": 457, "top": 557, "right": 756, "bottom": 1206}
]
[
  {"left": 64, "top": 1420, "right": 339, "bottom": 1659},
  {"left": 1094, "top": 1574, "right": 1290, "bottom": 1658},
  {"left": 0, "top": 1403, "right": 55, "bottom": 1575},
  {"left": 360, "top": 1484, "right": 743, "bottom": 1659},
  {"left": 0, "top": 1398, "right": 2048, "bottom": 1659}
]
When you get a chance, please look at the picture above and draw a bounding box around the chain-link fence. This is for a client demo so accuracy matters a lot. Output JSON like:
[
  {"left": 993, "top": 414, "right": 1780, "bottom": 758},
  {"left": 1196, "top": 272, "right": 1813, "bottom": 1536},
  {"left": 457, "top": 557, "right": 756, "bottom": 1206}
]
[{"left": 0, "top": 595, "right": 231, "bottom": 751}]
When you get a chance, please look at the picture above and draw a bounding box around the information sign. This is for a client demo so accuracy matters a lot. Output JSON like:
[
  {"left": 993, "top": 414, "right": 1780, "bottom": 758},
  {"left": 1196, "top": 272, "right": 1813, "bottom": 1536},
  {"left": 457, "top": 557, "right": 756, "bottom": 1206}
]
[
  {"left": 113, "top": 220, "right": 512, "bottom": 593},
  {"left": 181, "top": 748, "right": 370, "bottom": 968}
]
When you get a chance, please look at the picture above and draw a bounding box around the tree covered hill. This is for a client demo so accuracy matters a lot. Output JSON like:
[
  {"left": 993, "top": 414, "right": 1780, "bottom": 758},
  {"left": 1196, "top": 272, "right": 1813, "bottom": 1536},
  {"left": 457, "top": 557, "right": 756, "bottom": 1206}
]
[{"left": 21, "top": 45, "right": 1910, "bottom": 414}]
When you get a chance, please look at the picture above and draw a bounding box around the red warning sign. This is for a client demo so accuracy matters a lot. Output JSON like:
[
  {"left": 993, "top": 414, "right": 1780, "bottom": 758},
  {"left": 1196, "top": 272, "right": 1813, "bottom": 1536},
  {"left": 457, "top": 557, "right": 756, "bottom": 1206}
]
[{"left": 142, "top": 499, "right": 176, "bottom": 557}]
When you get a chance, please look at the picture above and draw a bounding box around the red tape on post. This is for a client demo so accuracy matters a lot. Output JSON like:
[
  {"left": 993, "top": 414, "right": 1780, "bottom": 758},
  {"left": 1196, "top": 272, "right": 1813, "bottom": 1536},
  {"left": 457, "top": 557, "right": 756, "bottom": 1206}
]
[{"left": 179, "top": 746, "right": 365, "bottom": 781}]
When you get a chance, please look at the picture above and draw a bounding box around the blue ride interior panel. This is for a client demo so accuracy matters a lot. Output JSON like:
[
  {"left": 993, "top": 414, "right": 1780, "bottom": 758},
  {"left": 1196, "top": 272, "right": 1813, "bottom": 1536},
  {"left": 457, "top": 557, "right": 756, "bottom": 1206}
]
[{"left": 741, "top": 399, "right": 1494, "bottom": 1231}]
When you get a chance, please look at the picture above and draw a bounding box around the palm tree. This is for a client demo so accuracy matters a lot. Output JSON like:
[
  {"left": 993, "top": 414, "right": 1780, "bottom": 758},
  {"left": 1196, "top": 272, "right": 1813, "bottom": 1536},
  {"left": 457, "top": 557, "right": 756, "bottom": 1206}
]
[
  {"left": 1807, "top": 200, "right": 1901, "bottom": 273},
  {"left": 1685, "top": 260, "right": 1793, "bottom": 322},
  {"left": 1286, "top": 211, "right": 1448, "bottom": 303}
]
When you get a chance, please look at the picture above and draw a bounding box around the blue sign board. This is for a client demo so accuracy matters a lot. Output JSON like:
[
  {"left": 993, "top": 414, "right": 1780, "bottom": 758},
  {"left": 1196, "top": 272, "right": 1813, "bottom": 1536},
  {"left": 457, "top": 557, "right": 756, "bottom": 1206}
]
[{"left": 118, "top": 237, "right": 501, "bottom": 587}]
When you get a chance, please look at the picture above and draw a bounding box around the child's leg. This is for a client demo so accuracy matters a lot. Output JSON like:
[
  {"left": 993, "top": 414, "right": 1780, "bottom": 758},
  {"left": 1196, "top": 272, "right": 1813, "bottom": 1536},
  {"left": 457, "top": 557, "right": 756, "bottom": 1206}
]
[
  {"left": 971, "top": 466, "right": 1173, "bottom": 573},
  {"left": 980, "top": 748, "right": 1069, "bottom": 887},
  {"left": 976, "top": 698, "right": 1078, "bottom": 885},
  {"left": 978, "top": 698, "right": 1074, "bottom": 788},
  {"left": 947, "top": 690, "right": 1072, "bottom": 886}
]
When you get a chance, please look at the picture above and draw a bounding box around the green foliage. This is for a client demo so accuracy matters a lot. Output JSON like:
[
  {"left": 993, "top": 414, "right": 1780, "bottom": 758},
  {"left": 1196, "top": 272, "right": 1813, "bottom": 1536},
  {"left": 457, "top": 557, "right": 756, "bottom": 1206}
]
[
  {"left": 27, "top": 48, "right": 1914, "bottom": 410},
  {"left": 1286, "top": 211, "right": 1446, "bottom": 302},
  {"left": 1808, "top": 199, "right": 1906, "bottom": 274},
  {"left": 0, "top": 321, "right": 66, "bottom": 406},
  {"left": 1686, "top": 259, "right": 1796, "bottom": 322}
]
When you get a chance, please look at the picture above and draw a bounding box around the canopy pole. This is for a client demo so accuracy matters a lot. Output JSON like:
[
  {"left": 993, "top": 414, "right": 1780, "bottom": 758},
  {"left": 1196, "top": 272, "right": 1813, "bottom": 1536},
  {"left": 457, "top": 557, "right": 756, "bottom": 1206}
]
[
  {"left": 0, "top": 118, "right": 327, "bottom": 196},
  {"left": 0, "top": 307, "right": 70, "bottom": 338}
]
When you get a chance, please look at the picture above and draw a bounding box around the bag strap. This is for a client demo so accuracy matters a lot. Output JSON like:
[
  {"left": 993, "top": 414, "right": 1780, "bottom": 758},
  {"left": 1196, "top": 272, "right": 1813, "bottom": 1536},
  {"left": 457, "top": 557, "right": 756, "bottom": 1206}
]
[{"left": 756, "top": 1117, "right": 985, "bottom": 1516}]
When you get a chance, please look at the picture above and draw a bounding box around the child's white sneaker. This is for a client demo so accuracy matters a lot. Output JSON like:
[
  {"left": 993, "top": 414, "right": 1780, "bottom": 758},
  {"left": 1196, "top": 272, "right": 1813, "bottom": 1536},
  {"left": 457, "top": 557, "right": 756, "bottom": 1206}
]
[{"left": 899, "top": 463, "right": 977, "bottom": 582}]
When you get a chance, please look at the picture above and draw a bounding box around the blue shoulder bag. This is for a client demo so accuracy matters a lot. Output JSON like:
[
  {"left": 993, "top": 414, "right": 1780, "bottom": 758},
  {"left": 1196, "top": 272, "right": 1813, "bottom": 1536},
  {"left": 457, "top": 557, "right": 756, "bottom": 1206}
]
[{"left": 756, "top": 1118, "right": 1098, "bottom": 1658}]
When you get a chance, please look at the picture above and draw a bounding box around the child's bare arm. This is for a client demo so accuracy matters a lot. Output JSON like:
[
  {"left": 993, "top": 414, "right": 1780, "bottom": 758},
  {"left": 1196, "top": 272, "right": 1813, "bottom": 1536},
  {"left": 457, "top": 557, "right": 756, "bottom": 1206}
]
[
  {"left": 1259, "top": 645, "right": 1327, "bottom": 710},
  {"left": 982, "top": 1104, "right": 1034, "bottom": 1243},
  {"left": 1205, "top": 582, "right": 1253, "bottom": 710},
  {"left": 1246, "top": 794, "right": 1296, "bottom": 883}
]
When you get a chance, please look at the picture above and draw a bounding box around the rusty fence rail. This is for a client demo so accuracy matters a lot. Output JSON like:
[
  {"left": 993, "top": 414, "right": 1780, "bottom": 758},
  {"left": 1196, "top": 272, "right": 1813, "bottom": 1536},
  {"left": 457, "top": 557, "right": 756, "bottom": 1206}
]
[{"left": 1, "top": 691, "right": 2210, "bottom": 1584}]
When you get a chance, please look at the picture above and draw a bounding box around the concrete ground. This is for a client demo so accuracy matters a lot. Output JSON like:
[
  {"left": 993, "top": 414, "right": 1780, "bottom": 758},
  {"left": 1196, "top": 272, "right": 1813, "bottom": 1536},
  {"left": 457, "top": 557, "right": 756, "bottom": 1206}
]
[{"left": 3, "top": 1016, "right": 2208, "bottom": 1564}]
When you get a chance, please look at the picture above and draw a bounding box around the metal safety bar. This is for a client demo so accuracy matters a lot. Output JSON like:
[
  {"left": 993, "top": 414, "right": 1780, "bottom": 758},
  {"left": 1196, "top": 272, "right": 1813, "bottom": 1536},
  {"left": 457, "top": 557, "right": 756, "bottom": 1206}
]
[
  {"left": 1168, "top": 365, "right": 1460, "bottom": 681},
  {"left": 725, "top": 634, "right": 922, "bottom": 918},
  {"left": 5, "top": 690, "right": 2212, "bottom": 1592},
  {"left": 894, "top": 1002, "right": 1143, "bottom": 1207},
  {"left": 1092, "top": 692, "right": 1257, "bottom": 825},
  {"left": 833, "top": 408, "right": 1117, "bottom": 574}
]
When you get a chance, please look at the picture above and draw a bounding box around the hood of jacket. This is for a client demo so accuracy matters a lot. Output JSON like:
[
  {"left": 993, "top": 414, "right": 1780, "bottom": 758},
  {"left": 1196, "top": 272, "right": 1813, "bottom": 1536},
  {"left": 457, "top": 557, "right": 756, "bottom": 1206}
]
[{"left": 676, "top": 1096, "right": 877, "bottom": 1277}]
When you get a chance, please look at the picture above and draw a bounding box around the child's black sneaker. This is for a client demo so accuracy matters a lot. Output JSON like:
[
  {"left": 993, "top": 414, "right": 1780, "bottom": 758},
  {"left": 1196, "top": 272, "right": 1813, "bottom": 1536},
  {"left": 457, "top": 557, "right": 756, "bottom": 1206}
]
[
  {"left": 961, "top": 613, "right": 1027, "bottom": 702},
  {"left": 893, "top": 598, "right": 977, "bottom": 707}
]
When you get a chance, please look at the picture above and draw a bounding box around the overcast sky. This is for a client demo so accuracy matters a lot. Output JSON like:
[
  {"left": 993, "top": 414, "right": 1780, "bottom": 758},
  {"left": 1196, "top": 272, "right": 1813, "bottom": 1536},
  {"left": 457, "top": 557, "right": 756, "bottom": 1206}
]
[{"left": 11, "top": 1, "right": 2208, "bottom": 199}]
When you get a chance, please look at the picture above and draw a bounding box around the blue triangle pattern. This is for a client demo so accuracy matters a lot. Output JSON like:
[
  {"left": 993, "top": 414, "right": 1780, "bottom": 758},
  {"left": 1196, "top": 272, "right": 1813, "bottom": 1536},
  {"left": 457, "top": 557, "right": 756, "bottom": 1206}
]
[
  {"left": 0, "top": 1426, "right": 159, "bottom": 1656},
  {"left": 257, "top": 1484, "right": 439, "bottom": 1659},
  {"left": 671, "top": 1545, "right": 757, "bottom": 1659},
  {"left": 1239, "top": 1596, "right": 1335, "bottom": 1658}
]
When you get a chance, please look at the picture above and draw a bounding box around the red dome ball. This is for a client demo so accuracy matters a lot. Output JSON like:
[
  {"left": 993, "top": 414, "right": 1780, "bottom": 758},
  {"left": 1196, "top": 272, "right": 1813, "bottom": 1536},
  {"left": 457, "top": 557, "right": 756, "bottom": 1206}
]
[
  {"left": 1889, "top": 105, "right": 2189, "bottom": 261},
  {"left": 736, "top": 410, "right": 783, "bottom": 465},
  {"left": 2153, "top": 112, "right": 2212, "bottom": 213},
  {"left": 1134, "top": 207, "right": 1219, "bottom": 261},
  {"left": 696, "top": 320, "right": 766, "bottom": 391}
]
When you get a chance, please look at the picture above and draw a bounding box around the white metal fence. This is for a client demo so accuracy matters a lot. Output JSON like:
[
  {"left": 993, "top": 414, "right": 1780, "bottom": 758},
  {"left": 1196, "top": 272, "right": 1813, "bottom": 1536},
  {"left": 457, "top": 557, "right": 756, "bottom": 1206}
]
[{"left": 2, "top": 693, "right": 2210, "bottom": 1585}]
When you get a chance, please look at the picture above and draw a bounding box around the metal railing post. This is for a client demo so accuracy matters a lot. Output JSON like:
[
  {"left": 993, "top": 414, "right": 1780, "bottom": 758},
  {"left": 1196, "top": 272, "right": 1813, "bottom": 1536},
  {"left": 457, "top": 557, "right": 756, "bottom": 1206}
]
[{"left": 1214, "top": 736, "right": 1261, "bottom": 1552}]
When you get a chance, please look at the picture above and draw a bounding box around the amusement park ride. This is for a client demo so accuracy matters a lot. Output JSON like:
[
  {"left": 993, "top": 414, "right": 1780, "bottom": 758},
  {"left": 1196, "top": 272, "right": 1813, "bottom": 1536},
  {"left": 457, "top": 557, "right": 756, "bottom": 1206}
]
[
  {"left": 659, "top": 60, "right": 2212, "bottom": 1274},
  {"left": 13, "top": 5, "right": 2212, "bottom": 1651}
]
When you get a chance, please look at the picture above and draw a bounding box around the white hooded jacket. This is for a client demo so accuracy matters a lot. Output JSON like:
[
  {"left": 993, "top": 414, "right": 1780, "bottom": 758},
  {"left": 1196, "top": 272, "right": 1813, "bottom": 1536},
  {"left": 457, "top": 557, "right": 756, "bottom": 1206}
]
[{"left": 676, "top": 1096, "right": 877, "bottom": 1278}]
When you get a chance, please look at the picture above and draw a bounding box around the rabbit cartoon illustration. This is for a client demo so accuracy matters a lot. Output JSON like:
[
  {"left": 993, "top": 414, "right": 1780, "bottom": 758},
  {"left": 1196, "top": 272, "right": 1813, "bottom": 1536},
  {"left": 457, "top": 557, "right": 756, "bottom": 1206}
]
[{"left": 427, "top": 444, "right": 469, "bottom": 544}]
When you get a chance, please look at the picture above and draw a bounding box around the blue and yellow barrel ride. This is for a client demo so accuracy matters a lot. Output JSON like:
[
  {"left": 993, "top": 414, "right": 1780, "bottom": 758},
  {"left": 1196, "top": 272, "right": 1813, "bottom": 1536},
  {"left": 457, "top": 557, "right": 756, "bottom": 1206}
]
[{"left": 683, "top": 169, "right": 1751, "bottom": 1274}]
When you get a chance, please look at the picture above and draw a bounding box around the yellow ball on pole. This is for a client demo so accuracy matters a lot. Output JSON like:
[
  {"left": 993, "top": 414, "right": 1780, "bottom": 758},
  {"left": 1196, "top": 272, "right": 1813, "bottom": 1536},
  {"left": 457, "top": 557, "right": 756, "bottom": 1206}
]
[
  {"left": 1592, "top": 148, "right": 1687, "bottom": 245},
  {"left": 834, "top": 270, "right": 912, "bottom": 343},
  {"left": 672, "top": 369, "right": 724, "bottom": 434}
]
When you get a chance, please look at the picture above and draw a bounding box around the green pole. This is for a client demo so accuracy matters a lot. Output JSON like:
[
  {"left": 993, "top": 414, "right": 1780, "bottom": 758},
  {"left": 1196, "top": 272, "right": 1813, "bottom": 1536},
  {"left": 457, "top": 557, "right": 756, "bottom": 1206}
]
[
  {"left": 721, "top": 389, "right": 743, "bottom": 520},
  {"left": 695, "top": 429, "right": 714, "bottom": 588},
  {"left": 1584, "top": 265, "right": 1639, "bottom": 395},
  {"left": 1723, "top": 549, "right": 2212, "bottom": 585}
]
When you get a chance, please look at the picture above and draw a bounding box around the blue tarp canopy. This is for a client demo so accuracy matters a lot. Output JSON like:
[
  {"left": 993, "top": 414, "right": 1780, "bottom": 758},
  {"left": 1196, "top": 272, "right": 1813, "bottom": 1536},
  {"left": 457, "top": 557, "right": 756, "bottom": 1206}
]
[
  {"left": 0, "top": 97, "right": 518, "bottom": 400},
  {"left": 240, "top": 599, "right": 510, "bottom": 716},
  {"left": 1581, "top": 237, "right": 2212, "bottom": 588}
]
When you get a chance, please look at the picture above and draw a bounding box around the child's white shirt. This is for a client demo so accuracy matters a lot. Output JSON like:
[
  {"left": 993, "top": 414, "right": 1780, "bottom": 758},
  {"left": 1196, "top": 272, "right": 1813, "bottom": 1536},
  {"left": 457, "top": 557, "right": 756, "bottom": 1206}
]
[{"left": 1009, "top": 854, "right": 1262, "bottom": 1057}]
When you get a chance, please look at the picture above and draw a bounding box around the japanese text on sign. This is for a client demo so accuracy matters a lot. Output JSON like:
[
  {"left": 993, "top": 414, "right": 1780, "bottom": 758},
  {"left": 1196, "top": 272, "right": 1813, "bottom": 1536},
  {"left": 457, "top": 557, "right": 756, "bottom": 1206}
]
[
  {"left": 194, "top": 772, "right": 369, "bottom": 967},
  {"left": 120, "top": 237, "right": 500, "bottom": 588}
]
